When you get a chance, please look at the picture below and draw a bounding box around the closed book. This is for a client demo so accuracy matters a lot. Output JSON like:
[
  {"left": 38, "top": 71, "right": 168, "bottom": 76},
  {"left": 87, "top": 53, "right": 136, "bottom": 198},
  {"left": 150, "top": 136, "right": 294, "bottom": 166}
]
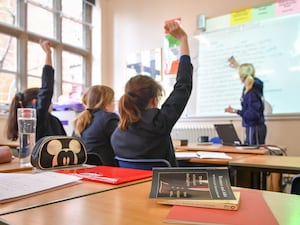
[
  {"left": 157, "top": 191, "right": 240, "bottom": 210},
  {"left": 56, "top": 166, "right": 152, "bottom": 185},
  {"left": 164, "top": 189, "right": 279, "bottom": 225},
  {"left": 150, "top": 167, "right": 237, "bottom": 211}
]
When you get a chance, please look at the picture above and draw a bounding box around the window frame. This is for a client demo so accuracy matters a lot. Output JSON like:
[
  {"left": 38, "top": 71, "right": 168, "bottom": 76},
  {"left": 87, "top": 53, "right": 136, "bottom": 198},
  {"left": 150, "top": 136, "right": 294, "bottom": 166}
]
[{"left": 0, "top": 0, "right": 93, "bottom": 103}]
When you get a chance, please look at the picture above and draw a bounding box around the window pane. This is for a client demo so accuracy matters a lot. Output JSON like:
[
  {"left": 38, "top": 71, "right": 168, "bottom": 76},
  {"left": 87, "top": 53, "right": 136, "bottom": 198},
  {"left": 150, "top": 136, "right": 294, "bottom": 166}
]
[
  {"left": 27, "top": 75, "right": 41, "bottom": 89},
  {"left": 62, "top": 51, "right": 83, "bottom": 83},
  {"left": 0, "top": 0, "right": 17, "bottom": 25},
  {"left": 61, "top": 82, "right": 83, "bottom": 103},
  {"left": 62, "top": 18, "right": 83, "bottom": 47},
  {"left": 0, "top": 71, "right": 16, "bottom": 103},
  {"left": 61, "top": 0, "right": 86, "bottom": 47},
  {"left": 62, "top": 51, "right": 84, "bottom": 102},
  {"left": 27, "top": 2, "right": 54, "bottom": 38},
  {"left": 27, "top": 41, "right": 44, "bottom": 77},
  {"left": 0, "top": 33, "right": 17, "bottom": 72},
  {"left": 62, "top": 0, "right": 82, "bottom": 21}
]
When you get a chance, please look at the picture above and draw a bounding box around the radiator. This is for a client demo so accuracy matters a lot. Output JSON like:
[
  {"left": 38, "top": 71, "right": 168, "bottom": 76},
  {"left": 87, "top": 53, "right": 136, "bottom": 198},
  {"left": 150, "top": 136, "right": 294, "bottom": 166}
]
[{"left": 171, "top": 124, "right": 217, "bottom": 144}]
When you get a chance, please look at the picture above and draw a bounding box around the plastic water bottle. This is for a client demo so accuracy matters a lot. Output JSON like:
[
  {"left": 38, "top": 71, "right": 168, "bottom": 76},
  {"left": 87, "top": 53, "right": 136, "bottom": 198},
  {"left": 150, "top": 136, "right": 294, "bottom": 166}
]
[{"left": 17, "top": 108, "right": 36, "bottom": 167}]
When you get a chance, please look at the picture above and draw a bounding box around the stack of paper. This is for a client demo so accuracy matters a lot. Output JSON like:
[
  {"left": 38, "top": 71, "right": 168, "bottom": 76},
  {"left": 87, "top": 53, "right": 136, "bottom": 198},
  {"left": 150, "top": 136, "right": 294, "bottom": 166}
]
[
  {"left": 0, "top": 172, "right": 81, "bottom": 203},
  {"left": 175, "top": 151, "right": 232, "bottom": 159}
]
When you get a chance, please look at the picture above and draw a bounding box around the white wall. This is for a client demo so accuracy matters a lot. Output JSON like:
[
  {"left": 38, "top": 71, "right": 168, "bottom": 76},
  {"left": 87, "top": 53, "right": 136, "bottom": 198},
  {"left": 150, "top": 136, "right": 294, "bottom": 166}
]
[{"left": 98, "top": 0, "right": 300, "bottom": 156}]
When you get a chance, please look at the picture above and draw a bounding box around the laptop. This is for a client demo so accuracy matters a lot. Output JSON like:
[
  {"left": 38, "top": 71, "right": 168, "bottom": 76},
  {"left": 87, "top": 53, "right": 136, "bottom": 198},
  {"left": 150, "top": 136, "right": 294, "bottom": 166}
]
[{"left": 214, "top": 124, "right": 258, "bottom": 148}]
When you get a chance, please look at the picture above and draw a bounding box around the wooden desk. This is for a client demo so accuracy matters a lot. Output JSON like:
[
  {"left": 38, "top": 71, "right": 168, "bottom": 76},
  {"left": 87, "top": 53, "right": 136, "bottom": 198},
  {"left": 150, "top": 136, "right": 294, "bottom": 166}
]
[
  {"left": 176, "top": 144, "right": 268, "bottom": 155},
  {"left": 176, "top": 144, "right": 267, "bottom": 166},
  {"left": 0, "top": 142, "right": 18, "bottom": 148},
  {"left": 230, "top": 155, "right": 300, "bottom": 190},
  {"left": 0, "top": 172, "right": 151, "bottom": 216},
  {"left": 1, "top": 181, "right": 300, "bottom": 225},
  {"left": 230, "top": 155, "right": 300, "bottom": 174},
  {"left": 0, "top": 158, "right": 32, "bottom": 173},
  {"left": 185, "top": 152, "right": 255, "bottom": 165}
]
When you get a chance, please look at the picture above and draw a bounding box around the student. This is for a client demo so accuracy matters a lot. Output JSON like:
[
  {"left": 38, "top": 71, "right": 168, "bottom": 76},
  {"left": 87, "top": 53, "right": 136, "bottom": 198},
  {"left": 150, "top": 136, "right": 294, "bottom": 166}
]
[
  {"left": 0, "top": 146, "right": 13, "bottom": 164},
  {"left": 225, "top": 64, "right": 266, "bottom": 145},
  {"left": 111, "top": 21, "right": 193, "bottom": 166},
  {"left": 73, "top": 85, "right": 119, "bottom": 166},
  {"left": 6, "top": 40, "right": 66, "bottom": 142}
]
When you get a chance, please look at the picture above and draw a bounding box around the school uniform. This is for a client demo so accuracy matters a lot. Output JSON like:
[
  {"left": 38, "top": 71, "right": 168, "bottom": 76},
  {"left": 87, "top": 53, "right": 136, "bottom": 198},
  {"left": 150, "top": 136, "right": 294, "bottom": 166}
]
[
  {"left": 73, "top": 109, "right": 120, "bottom": 166},
  {"left": 111, "top": 56, "right": 193, "bottom": 166},
  {"left": 36, "top": 65, "right": 67, "bottom": 141}
]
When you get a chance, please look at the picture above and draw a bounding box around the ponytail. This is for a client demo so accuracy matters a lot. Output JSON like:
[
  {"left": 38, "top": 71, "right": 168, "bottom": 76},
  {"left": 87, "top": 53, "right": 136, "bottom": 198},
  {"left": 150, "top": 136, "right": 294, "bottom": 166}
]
[{"left": 118, "top": 75, "right": 162, "bottom": 130}]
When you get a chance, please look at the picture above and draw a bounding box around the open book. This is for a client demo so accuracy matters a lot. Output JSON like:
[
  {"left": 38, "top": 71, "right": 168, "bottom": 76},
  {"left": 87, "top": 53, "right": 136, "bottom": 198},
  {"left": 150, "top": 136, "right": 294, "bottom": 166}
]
[
  {"left": 0, "top": 172, "right": 81, "bottom": 203},
  {"left": 149, "top": 167, "right": 239, "bottom": 210},
  {"left": 176, "top": 151, "right": 232, "bottom": 160}
]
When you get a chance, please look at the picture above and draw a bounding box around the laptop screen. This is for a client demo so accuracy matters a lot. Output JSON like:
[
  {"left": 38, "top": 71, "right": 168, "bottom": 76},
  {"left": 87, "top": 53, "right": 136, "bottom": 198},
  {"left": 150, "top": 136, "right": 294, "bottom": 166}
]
[{"left": 214, "top": 124, "right": 242, "bottom": 146}]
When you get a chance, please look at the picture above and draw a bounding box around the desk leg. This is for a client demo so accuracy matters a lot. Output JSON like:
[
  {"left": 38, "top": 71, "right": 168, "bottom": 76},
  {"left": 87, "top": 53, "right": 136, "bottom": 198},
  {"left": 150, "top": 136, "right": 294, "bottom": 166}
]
[
  {"left": 229, "top": 167, "right": 237, "bottom": 186},
  {"left": 260, "top": 172, "right": 267, "bottom": 190},
  {"left": 250, "top": 171, "right": 261, "bottom": 189}
]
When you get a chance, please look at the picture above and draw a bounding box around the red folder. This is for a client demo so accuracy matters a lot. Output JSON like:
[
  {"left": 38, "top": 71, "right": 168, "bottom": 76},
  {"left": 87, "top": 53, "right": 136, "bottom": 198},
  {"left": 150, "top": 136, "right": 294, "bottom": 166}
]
[
  {"left": 164, "top": 189, "right": 279, "bottom": 225},
  {"left": 56, "top": 166, "right": 152, "bottom": 185}
]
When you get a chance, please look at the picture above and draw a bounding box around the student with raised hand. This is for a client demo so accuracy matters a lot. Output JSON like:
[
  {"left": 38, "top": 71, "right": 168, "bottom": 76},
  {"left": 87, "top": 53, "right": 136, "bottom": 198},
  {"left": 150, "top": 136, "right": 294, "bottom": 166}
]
[
  {"left": 111, "top": 21, "right": 193, "bottom": 166},
  {"left": 6, "top": 39, "right": 66, "bottom": 142},
  {"left": 73, "top": 85, "right": 119, "bottom": 166}
]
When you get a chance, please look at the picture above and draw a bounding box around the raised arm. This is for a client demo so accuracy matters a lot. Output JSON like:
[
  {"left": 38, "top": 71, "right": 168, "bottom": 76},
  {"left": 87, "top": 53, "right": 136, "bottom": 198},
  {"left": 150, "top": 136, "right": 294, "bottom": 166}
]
[
  {"left": 164, "top": 21, "right": 189, "bottom": 56},
  {"left": 228, "top": 56, "right": 239, "bottom": 69},
  {"left": 39, "top": 39, "right": 52, "bottom": 66}
]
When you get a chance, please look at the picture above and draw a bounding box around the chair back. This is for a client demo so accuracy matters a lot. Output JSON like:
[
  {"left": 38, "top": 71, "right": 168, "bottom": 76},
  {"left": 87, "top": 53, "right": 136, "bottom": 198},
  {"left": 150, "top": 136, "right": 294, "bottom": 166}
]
[
  {"left": 115, "top": 156, "right": 171, "bottom": 170},
  {"left": 291, "top": 174, "right": 300, "bottom": 195}
]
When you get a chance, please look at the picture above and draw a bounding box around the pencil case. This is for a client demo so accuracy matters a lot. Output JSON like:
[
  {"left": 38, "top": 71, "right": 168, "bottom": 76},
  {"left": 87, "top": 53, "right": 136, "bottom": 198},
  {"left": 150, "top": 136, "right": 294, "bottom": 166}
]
[{"left": 31, "top": 136, "right": 87, "bottom": 170}]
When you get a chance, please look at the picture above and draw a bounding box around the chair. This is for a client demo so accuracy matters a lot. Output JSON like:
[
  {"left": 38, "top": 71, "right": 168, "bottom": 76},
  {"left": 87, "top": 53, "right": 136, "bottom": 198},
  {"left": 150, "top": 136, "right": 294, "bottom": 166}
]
[
  {"left": 290, "top": 174, "right": 300, "bottom": 195},
  {"left": 115, "top": 156, "right": 171, "bottom": 170}
]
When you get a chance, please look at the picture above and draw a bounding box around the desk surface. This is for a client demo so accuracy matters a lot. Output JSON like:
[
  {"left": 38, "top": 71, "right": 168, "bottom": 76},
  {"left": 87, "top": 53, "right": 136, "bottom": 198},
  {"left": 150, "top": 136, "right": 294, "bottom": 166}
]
[
  {"left": 0, "top": 158, "right": 32, "bottom": 173},
  {"left": 177, "top": 144, "right": 268, "bottom": 154},
  {"left": 0, "top": 170, "right": 151, "bottom": 216},
  {"left": 230, "top": 155, "right": 300, "bottom": 174},
  {"left": 1, "top": 181, "right": 300, "bottom": 225},
  {"left": 0, "top": 142, "right": 18, "bottom": 148},
  {"left": 187, "top": 152, "right": 254, "bottom": 165}
]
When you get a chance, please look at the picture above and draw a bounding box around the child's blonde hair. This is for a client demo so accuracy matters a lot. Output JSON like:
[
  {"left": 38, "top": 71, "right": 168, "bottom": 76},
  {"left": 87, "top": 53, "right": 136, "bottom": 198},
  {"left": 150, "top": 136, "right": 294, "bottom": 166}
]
[{"left": 73, "top": 85, "right": 114, "bottom": 136}]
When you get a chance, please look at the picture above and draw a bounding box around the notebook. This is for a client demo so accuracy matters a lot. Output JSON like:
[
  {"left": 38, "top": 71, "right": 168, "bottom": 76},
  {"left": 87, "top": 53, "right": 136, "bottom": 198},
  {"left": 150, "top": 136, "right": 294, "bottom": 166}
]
[
  {"left": 56, "top": 166, "right": 152, "bottom": 185},
  {"left": 214, "top": 124, "right": 258, "bottom": 148}
]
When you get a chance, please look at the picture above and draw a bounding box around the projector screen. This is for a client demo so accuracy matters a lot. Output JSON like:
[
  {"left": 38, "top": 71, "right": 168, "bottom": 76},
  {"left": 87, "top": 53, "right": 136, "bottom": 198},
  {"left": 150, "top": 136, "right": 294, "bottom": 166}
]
[{"left": 192, "top": 13, "right": 300, "bottom": 117}]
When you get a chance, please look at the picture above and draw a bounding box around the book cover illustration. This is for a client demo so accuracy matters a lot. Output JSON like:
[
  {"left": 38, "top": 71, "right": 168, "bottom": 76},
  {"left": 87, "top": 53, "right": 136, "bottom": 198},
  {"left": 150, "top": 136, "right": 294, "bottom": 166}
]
[{"left": 149, "top": 167, "right": 235, "bottom": 200}]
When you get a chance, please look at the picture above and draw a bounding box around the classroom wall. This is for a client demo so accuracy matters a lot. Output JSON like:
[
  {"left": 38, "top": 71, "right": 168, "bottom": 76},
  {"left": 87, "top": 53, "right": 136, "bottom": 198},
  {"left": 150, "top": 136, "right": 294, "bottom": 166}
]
[{"left": 98, "top": 0, "right": 300, "bottom": 156}]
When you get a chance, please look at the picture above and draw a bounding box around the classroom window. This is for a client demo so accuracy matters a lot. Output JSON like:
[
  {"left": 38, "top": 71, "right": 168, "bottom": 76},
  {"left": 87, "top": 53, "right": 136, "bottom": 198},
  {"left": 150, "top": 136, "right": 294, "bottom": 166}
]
[
  {"left": 0, "top": 33, "right": 17, "bottom": 103},
  {"left": 61, "top": 50, "right": 84, "bottom": 102},
  {"left": 27, "top": 0, "right": 54, "bottom": 38},
  {"left": 0, "top": 0, "right": 94, "bottom": 106},
  {"left": 0, "top": 0, "right": 17, "bottom": 26}
]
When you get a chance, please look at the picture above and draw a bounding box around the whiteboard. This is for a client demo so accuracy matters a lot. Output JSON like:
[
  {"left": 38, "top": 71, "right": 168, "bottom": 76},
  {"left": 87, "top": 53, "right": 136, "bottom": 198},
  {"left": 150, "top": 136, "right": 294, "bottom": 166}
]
[{"left": 191, "top": 13, "right": 300, "bottom": 117}]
